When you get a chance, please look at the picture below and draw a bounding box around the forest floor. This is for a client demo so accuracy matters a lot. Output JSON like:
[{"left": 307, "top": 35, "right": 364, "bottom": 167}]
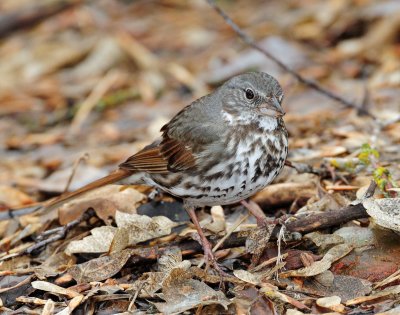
[{"left": 0, "top": 0, "right": 400, "bottom": 314}]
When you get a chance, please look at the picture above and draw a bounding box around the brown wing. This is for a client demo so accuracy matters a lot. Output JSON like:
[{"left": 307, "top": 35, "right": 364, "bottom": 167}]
[
  {"left": 119, "top": 95, "right": 222, "bottom": 174},
  {"left": 119, "top": 134, "right": 196, "bottom": 174}
]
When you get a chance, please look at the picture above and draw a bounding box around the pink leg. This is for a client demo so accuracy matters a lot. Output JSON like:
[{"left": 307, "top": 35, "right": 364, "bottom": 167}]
[
  {"left": 241, "top": 200, "right": 276, "bottom": 226},
  {"left": 241, "top": 199, "right": 266, "bottom": 225},
  {"left": 185, "top": 205, "right": 227, "bottom": 276}
]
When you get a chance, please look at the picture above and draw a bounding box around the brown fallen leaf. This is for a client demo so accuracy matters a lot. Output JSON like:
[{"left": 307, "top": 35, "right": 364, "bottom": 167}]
[
  {"left": 153, "top": 268, "right": 230, "bottom": 314},
  {"left": 110, "top": 211, "right": 179, "bottom": 253},
  {"left": 233, "top": 287, "right": 276, "bottom": 315},
  {"left": 128, "top": 247, "right": 191, "bottom": 298},
  {"left": 281, "top": 244, "right": 353, "bottom": 277},
  {"left": 67, "top": 249, "right": 133, "bottom": 283}
]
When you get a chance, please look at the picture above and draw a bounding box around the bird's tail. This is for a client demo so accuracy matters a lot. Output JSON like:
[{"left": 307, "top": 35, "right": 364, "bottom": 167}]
[{"left": 38, "top": 168, "right": 132, "bottom": 214}]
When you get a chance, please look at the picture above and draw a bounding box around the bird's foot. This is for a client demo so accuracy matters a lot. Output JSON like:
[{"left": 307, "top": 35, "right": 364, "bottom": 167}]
[{"left": 202, "top": 239, "right": 229, "bottom": 286}]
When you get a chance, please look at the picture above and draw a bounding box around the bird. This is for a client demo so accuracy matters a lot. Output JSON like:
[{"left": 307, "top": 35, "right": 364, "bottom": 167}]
[{"left": 37, "top": 72, "right": 288, "bottom": 273}]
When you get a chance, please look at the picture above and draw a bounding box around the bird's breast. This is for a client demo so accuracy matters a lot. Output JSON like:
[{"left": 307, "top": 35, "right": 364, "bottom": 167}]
[{"left": 146, "top": 123, "right": 288, "bottom": 207}]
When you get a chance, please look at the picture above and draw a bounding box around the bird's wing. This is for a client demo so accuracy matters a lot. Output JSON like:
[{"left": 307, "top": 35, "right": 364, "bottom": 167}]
[
  {"left": 119, "top": 136, "right": 196, "bottom": 174},
  {"left": 119, "top": 96, "right": 223, "bottom": 173}
]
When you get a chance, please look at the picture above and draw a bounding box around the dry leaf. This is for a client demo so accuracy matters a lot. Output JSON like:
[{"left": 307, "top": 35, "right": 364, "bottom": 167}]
[
  {"left": 233, "top": 268, "right": 279, "bottom": 285},
  {"left": 129, "top": 247, "right": 191, "bottom": 298},
  {"left": 363, "top": 198, "right": 400, "bottom": 232},
  {"left": 55, "top": 295, "right": 84, "bottom": 315},
  {"left": 316, "top": 295, "right": 345, "bottom": 313},
  {"left": 304, "top": 231, "right": 345, "bottom": 251},
  {"left": 281, "top": 244, "right": 353, "bottom": 277},
  {"left": 66, "top": 211, "right": 177, "bottom": 255},
  {"left": 346, "top": 285, "right": 400, "bottom": 306},
  {"left": 261, "top": 285, "right": 309, "bottom": 310},
  {"left": 65, "top": 226, "right": 115, "bottom": 255},
  {"left": 153, "top": 268, "right": 230, "bottom": 314},
  {"left": 0, "top": 185, "right": 35, "bottom": 208},
  {"left": 41, "top": 299, "right": 55, "bottom": 315},
  {"left": 31, "top": 281, "right": 80, "bottom": 299},
  {"left": 110, "top": 211, "right": 178, "bottom": 253},
  {"left": 202, "top": 205, "right": 226, "bottom": 234},
  {"left": 59, "top": 185, "right": 145, "bottom": 225},
  {"left": 67, "top": 249, "right": 133, "bottom": 283}
]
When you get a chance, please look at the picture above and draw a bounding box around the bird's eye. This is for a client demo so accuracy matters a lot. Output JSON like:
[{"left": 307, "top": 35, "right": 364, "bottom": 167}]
[
  {"left": 277, "top": 94, "right": 284, "bottom": 103},
  {"left": 245, "top": 89, "right": 254, "bottom": 100}
]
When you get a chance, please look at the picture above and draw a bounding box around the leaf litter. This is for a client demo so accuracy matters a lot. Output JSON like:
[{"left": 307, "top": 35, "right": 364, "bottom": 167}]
[{"left": 1, "top": 0, "right": 400, "bottom": 314}]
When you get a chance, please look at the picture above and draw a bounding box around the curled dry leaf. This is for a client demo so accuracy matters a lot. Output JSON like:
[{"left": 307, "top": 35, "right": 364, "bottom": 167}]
[
  {"left": 363, "top": 198, "right": 400, "bottom": 232},
  {"left": 34, "top": 252, "right": 76, "bottom": 279},
  {"left": 281, "top": 244, "right": 353, "bottom": 277},
  {"left": 65, "top": 211, "right": 177, "bottom": 255},
  {"left": 153, "top": 268, "right": 230, "bottom": 314}
]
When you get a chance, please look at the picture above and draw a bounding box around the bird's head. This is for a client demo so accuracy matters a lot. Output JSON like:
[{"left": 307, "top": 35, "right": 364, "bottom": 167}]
[{"left": 220, "top": 72, "right": 285, "bottom": 119}]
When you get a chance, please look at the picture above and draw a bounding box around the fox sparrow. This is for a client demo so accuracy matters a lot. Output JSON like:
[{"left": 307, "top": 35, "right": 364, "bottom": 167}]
[{"left": 43, "top": 72, "right": 288, "bottom": 272}]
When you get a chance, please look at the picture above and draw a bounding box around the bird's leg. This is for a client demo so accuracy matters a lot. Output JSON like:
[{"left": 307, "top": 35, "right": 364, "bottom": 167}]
[
  {"left": 185, "top": 205, "right": 227, "bottom": 276},
  {"left": 241, "top": 199, "right": 276, "bottom": 227}
]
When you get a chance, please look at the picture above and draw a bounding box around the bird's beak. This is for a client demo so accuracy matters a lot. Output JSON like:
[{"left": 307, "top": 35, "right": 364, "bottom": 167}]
[{"left": 259, "top": 97, "right": 285, "bottom": 117}]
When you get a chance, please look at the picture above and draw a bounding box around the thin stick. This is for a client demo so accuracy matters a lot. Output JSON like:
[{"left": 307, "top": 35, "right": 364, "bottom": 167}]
[
  {"left": 206, "top": 0, "right": 375, "bottom": 118},
  {"left": 1, "top": 209, "right": 96, "bottom": 260},
  {"left": 64, "top": 153, "right": 89, "bottom": 193}
]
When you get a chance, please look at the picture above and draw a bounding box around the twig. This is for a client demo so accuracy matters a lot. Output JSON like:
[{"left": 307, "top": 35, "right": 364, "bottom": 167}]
[
  {"left": 64, "top": 153, "right": 90, "bottom": 193},
  {"left": 206, "top": 0, "right": 375, "bottom": 118},
  {"left": 0, "top": 204, "right": 42, "bottom": 221},
  {"left": 18, "top": 209, "right": 96, "bottom": 257}
]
